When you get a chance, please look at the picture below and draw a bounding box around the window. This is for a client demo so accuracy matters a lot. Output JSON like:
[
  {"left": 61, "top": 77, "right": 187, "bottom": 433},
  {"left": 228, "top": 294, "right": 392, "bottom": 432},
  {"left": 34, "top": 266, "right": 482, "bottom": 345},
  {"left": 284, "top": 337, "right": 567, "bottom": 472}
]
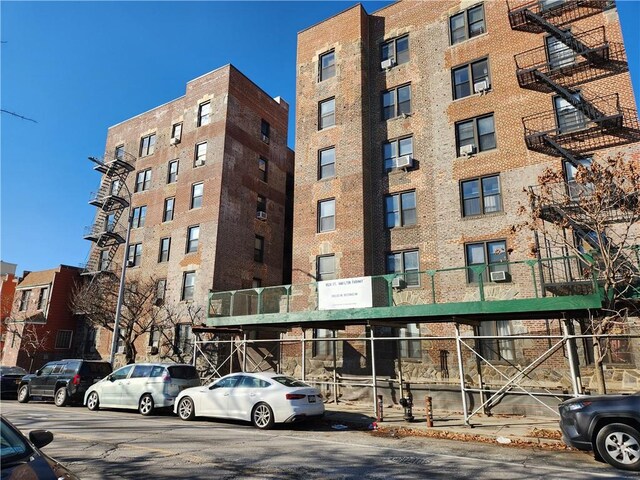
[
  {"left": 461, "top": 175, "right": 502, "bottom": 217},
  {"left": 109, "top": 179, "right": 120, "bottom": 195},
  {"left": 115, "top": 145, "right": 125, "bottom": 160},
  {"left": 84, "top": 326, "right": 97, "bottom": 354},
  {"left": 139, "top": 133, "right": 156, "bottom": 157},
  {"left": 148, "top": 326, "right": 160, "bottom": 348},
  {"left": 132, "top": 206, "right": 147, "bottom": 228},
  {"left": 385, "top": 191, "right": 416, "bottom": 228},
  {"left": 163, "top": 197, "right": 175, "bottom": 222},
  {"left": 181, "top": 272, "right": 196, "bottom": 301},
  {"left": 399, "top": 323, "right": 421, "bottom": 359},
  {"left": 131, "top": 364, "right": 154, "bottom": 378},
  {"left": 317, "top": 255, "right": 336, "bottom": 281},
  {"left": 381, "top": 35, "right": 409, "bottom": 66},
  {"left": 318, "top": 199, "right": 336, "bottom": 232},
  {"left": 258, "top": 157, "right": 268, "bottom": 182},
  {"left": 252, "top": 278, "right": 262, "bottom": 288},
  {"left": 194, "top": 142, "right": 207, "bottom": 167},
  {"left": 546, "top": 35, "right": 575, "bottom": 70},
  {"left": 387, "top": 250, "right": 420, "bottom": 287},
  {"left": 565, "top": 158, "right": 593, "bottom": 200},
  {"left": 319, "top": 50, "right": 336, "bottom": 81},
  {"left": 159, "top": 237, "right": 171, "bottom": 263},
  {"left": 175, "top": 324, "right": 193, "bottom": 354},
  {"left": 111, "top": 364, "right": 132, "bottom": 381},
  {"left": 318, "top": 147, "right": 335, "bottom": 180},
  {"left": 540, "top": 0, "right": 566, "bottom": 11},
  {"left": 167, "top": 160, "right": 178, "bottom": 183},
  {"left": 452, "top": 58, "right": 489, "bottom": 99},
  {"left": 261, "top": 119, "right": 270, "bottom": 142},
  {"left": 456, "top": 114, "right": 496, "bottom": 156},
  {"left": 450, "top": 4, "right": 485, "bottom": 45},
  {"left": 37, "top": 286, "right": 49, "bottom": 310},
  {"left": 98, "top": 250, "right": 110, "bottom": 271},
  {"left": 554, "top": 94, "right": 587, "bottom": 134},
  {"left": 319, "top": 98, "right": 335, "bottom": 130},
  {"left": 156, "top": 279, "right": 166, "bottom": 302},
  {"left": 171, "top": 123, "right": 182, "bottom": 142},
  {"left": 384, "top": 136, "right": 413, "bottom": 171},
  {"left": 382, "top": 84, "right": 411, "bottom": 120},
  {"left": 198, "top": 101, "right": 211, "bottom": 127},
  {"left": 465, "top": 240, "right": 509, "bottom": 283},
  {"left": 254, "top": 235, "right": 264, "bottom": 263},
  {"left": 135, "top": 169, "right": 152, "bottom": 192},
  {"left": 478, "top": 321, "right": 515, "bottom": 361},
  {"left": 18, "top": 290, "right": 31, "bottom": 311},
  {"left": 105, "top": 213, "right": 116, "bottom": 232},
  {"left": 127, "top": 243, "right": 143, "bottom": 267},
  {"left": 191, "top": 182, "right": 204, "bottom": 209},
  {"left": 55, "top": 330, "right": 73, "bottom": 349},
  {"left": 313, "top": 328, "right": 335, "bottom": 358},
  {"left": 257, "top": 195, "right": 267, "bottom": 214},
  {"left": 186, "top": 226, "right": 200, "bottom": 253}
]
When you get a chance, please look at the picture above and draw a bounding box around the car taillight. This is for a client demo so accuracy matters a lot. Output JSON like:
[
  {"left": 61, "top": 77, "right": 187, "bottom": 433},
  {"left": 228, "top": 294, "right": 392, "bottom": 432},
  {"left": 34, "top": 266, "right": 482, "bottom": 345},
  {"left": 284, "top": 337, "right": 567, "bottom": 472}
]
[
  {"left": 72, "top": 374, "right": 81, "bottom": 385},
  {"left": 162, "top": 371, "right": 171, "bottom": 383},
  {"left": 286, "top": 393, "right": 307, "bottom": 400}
]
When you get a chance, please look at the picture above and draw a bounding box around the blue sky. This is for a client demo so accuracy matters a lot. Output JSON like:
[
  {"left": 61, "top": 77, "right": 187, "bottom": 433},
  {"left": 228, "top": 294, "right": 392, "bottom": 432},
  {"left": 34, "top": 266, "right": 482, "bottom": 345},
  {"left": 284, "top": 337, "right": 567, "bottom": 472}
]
[{"left": 1, "top": 1, "right": 639, "bottom": 277}]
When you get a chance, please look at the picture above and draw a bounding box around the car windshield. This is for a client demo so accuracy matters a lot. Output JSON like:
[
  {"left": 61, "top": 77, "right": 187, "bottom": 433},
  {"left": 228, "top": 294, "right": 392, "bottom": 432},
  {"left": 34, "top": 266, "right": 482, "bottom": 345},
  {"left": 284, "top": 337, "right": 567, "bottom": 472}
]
[
  {"left": 272, "top": 376, "right": 310, "bottom": 388},
  {"left": 168, "top": 366, "right": 199, "bottom": 380},
  {"left": 0, "top": 367, "right": 27, "bottom": 376},
  {"left": 0, "top": 419, "right": 34, "bottom": 465}
]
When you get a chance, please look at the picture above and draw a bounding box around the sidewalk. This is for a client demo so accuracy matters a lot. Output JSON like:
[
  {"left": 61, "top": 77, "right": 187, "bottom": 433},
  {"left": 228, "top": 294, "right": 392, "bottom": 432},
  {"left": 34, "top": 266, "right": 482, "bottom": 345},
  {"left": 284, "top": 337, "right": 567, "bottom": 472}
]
[{"left": 322, "top": 402, "right": 567, "bottom": 449}]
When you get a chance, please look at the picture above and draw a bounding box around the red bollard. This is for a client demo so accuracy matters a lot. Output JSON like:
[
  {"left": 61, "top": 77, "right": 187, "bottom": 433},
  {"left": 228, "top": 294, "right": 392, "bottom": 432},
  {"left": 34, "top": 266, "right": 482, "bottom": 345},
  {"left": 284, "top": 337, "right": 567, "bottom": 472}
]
[{"left": 425, "top": 396, "right": 434, "bottom": 427}]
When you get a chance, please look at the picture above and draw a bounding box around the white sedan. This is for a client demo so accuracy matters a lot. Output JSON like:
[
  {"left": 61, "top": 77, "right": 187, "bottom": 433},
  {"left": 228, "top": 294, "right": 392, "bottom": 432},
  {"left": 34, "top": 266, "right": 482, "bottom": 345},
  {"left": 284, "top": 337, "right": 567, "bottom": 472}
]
[{"left": 174, "top": 372, "right": 324, "bottom": 429}]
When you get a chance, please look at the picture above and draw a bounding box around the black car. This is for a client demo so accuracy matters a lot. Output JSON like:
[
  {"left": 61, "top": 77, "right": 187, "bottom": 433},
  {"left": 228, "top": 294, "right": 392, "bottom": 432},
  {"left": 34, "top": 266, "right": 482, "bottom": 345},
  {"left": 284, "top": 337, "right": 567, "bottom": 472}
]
[
  {"left": 1, "top": 415, "right": 79, "bottom": 479},
  {"left": 559, "top": 392, "right": 640, "bottom": 471},
  {"left": 18, "top": 359, "right": 112, "bottom": 407},
  {"left": 0, "top": 366, "right": 27, "bottom": 398}
]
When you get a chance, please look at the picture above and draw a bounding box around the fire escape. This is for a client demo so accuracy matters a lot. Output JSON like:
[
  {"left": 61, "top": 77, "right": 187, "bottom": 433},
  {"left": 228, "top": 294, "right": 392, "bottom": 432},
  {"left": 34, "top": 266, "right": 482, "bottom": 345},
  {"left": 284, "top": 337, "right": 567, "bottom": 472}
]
[
  {"left": 508, "top": 0, "right": 640, "bottom": 294},
  {"left": 83, "top": 149, "right": 136, "bottom": 274}
]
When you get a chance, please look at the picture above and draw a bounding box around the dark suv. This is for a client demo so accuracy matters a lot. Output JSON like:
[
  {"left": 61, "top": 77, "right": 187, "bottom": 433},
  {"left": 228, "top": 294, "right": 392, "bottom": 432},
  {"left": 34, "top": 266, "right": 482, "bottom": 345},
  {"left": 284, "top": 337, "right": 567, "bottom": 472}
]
[
  {"left": 18, "top": 359, "right": 112, "bottom": 407},
  {"left": 559, "top": 392, "right": 640, "bottom": 471}
]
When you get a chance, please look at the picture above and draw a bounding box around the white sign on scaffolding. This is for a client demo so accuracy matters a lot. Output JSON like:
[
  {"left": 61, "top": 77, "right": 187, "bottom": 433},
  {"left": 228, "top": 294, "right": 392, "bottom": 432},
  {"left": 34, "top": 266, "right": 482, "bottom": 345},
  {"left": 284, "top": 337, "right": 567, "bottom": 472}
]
[{"left": 317, "top": 276, "right": 373, "bottom": 310}]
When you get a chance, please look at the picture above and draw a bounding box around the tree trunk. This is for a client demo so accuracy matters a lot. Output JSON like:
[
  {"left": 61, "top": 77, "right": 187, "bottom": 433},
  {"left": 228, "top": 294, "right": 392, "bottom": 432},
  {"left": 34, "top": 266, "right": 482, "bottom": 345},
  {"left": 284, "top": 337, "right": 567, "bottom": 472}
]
[{"left": 592, "top": 336, "right": 607, "bottom": 395}]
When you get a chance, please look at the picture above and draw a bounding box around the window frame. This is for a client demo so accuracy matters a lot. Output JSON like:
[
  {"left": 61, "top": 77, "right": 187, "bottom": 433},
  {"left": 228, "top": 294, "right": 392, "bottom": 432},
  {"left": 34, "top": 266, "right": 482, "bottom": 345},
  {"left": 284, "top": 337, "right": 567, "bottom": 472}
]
[
  {"left": 460, "top": 174, "right": 502, "bottom": 217},
  {"left": 312, "top": 328, "right": 335, "bottom": 358},
  {"left": 386, "top": 250, "right": 421, "bottom": 287},
  {"left": 163, "top": 197, "right": 175, "bottom": 222},
  {"left": 158, "top": 237, "right": 171, "bottom": 263},
  {"left": 19, "top": 290, "right": 31, "bottom": 311},
  {"left": 98, "top": 250, "right": 110, "bottom": 271},
  {"left": 186, "top": 225, "right": 200, "bottom": 254},
  {"left": 261, "top": 119, "right": 270, "bottom": 142},
  {"left": 316, "top": 254, "right": 336, "bottom": 281},
  {"left": 381, "top": 34, "right": 410, "bottom": 66},
  {"left": 197, "top": 101, "right": 211, "bottom": 127},
  {"left": 127, "top": 243, "right": 143, "bottom": 267},
  {"left": 318, "top": 97, "right": 336, "bottom": 130},
  {"left": 449, "top": 4, "right": 486, "bottom": 45},
  {"left": 254, "top": 235, "right": 265, "bottom": 263},
  {"left": 478, "top": 320, "right": 515, "bottom": 362},
  {"left": 382, "top": 84, "right": 411, "bottom": 120},
  {"left": 181, "top": 271, "right": 196, "bottom": 301},
  {"left": 383, "top": 136, "right": 414, "bottom": 171},
  {"left": 139, "top": 133, "right": 156, "bottom": 157},
  {"left": 131, "top": 205, "right": 147, "bottom": 228},
  {"left": 54, "top": 330, "right": 73, "bottom": 349},
  {"left": 385, "top": 190, "right": 417, "bottom": 228},
  {"left": 465, "top": 239, "right": 509, "bottom": 283},
  {"left": 191, "top": 182, "right": 204, "bottom": 209},
  {"left": 171, "top": 123, "right": 183, "bottom": 142},
  {"left": 37, "top": 287, "right": 49, "bottom": 310},
  {"left": 318, "top": 147, "right": 336, "bottom": 180},
  {"left": 134, "top": 169, "right": 152, "bottom": 193},
  {"left": 156, "top": 279, "right": 166, "bottom": 302},
  {"left": 399, "top": 323, "right": 422, "bottom": 360},
  {"left": 455, "top": 113, "right": 496, "bottom": 156},
  {"left": 318, "top": 199, "right": 336, "bottom": 233},
  {"left": 258, "top": 157, "right": 268, "bottom": 182},
  {"left": 452, "top": 58, "right": 490, "bottom": 100},
  {"left": 167, "top": 160, "right": 179, "bottom": 184},
  {"left": 319, "top": 50, "right": 336, "bottom": 82},
  {"left": 194, "top": 142, "right": 207, "bottom": 167}
]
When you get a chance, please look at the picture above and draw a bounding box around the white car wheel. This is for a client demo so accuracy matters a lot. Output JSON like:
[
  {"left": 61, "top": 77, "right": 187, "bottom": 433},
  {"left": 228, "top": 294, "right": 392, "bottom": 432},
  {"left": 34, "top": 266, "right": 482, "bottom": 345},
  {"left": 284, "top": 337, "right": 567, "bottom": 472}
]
[
  {"left": 139, "top": 394, "right": 154, "bottom": 416},
  {"left": 178, "top": 397, "right": 195, "bottom": 421},
  {"left": 87, "top": 391, "right": 100, "bottom": 411},
  {"left": 252, "top": 402, "right": 275, "bottom": 430}
]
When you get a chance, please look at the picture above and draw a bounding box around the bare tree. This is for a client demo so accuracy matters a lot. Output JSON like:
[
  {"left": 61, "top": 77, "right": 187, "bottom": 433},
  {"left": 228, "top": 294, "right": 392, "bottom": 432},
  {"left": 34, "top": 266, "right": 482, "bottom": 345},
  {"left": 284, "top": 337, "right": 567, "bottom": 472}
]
[
  {"left": 156, "top": 301, "right": 206, "bottom": 364},
  {"left": 6, "top": 322, "right": 51, "bottom": 372},
  {"left": 520, "top": 153, "right": 640, "bottom": 393},
  {"left": 72, "top": 273, "right": 162, "bottom": 365}
]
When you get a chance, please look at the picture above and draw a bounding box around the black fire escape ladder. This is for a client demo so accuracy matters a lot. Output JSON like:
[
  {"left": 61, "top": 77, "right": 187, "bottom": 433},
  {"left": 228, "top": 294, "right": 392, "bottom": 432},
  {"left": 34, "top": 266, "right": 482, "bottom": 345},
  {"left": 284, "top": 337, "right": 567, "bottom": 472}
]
[{"left": 539, "top": 135, "right": 583, "bottom": 168}]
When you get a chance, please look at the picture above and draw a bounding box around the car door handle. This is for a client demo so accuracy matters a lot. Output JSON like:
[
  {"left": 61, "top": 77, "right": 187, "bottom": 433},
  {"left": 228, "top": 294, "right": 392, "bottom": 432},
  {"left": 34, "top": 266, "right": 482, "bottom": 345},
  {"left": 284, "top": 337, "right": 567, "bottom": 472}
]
[{"left": 223, "top": 393, "right": 230, "bottom": 397}]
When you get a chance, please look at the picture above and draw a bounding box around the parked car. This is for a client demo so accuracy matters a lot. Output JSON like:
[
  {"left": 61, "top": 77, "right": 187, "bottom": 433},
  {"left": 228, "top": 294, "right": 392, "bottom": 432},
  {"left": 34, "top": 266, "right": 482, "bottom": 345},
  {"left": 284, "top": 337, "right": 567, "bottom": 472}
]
[
  {"left": 174, "top": 372, "right": 324, "bottom": 429},
  {"left": 559, "top": 391, "right": 640, "bottom": 471},
  {"left": 18, "top": 359, "right": 112, "bottom": 407},
  {"left": 84, "top": 363, "right": 201, "bottom": 416},
  {"left": 0, "top": 366, "right": 27, "bottom": 399},
  {"left": 1, "top": 415, "right": 80, "bottom": 479}
]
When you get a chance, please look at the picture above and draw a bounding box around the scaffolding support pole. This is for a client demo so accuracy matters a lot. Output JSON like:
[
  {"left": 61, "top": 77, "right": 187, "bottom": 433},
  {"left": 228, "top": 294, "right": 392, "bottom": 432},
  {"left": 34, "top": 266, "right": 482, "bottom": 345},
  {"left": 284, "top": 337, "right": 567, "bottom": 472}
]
[
  {"left": 242, "top": 332, "right": 247, "bottom": 372},
  {"left": 562, "top": 319, "right": 582, "bottom": 396},
  {"left": 332, "top": 330, "right": 338, "bottom": 404},
  {"left": 455, "top": 322, "right": 470, "bottom": 426},
  {"left": 473, "top": 325, "right": 488, "bottom": 414},
  {"left": 301, "top": 330, "right": 306, "bottom": 382},
  {"left": 370, "top": 327, "right": 378, "bottom": 416}
]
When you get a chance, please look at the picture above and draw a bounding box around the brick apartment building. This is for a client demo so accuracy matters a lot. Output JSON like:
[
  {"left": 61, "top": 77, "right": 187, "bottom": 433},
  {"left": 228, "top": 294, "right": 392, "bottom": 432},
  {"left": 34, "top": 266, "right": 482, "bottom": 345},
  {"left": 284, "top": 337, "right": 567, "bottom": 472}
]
[
  {"left": 284, "top": 0, "right": 640, "bottom": 405},
  {"left": 84, "top": 65, "right": 294, "bottom": 362},
  {"left": 2, "top": 265, "right": 83, "bottom": 371},
  {"left": 0, "top": 261, "right": 19, "bottom": 359}
]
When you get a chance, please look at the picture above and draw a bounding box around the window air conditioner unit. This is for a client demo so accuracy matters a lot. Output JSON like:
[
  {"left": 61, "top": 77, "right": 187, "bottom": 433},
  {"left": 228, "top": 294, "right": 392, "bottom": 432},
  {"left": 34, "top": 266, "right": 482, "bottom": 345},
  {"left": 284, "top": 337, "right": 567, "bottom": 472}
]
[
  {"left": 394, "top": 155, "right": 413, "bottom": 169},
  {"left": 256, "top": 210, "right": 267, "bottom": 221},
  {"left": 392, "top": 277, "right": 407, "bottom": 289},
  {"left": 490, "top": 271, "right": 509, "bottom": 282},
  {"left": 473, "top": 80, "right": 490, "bottom": 94},
  {"left": 459, "top": 144, "right": 476, "bottom": 156},
  {"left": 381, "top": 58, "right": 395, "bottom": 70},
  {"left": 170, "top": 137, "right": 181, "bottom": 145},
  {"left": 194, "top": 158, "right": 206, "bottom": 167},
  {"left": 147, "top": 346, "right": 159, "bottom": 355},
  {"left": 261, "top": 134, "right": 270, "bottom": 144}
]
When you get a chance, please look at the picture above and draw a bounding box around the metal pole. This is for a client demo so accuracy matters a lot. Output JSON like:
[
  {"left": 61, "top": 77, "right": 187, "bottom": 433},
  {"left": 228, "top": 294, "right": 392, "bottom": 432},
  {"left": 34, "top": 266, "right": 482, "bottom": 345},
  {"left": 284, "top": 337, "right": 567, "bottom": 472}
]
[
  {"left": 562, "top": 319, "right": 582, "bottom": 396},
  {"left": 473, "top": 325, "right": 488, "bottom": 414},
  {"left": 454, "top": 322, "right": 470, "bottom": 426},
  {"left": 332, "top": 330, "right": 338, "bottom": 404},
  {"left": 370, "top": 327, "right": 378, "bottom": 416},
  {"left": 397, "top": 338, "right": 404, "bottom": 400},
  {"left": 109, "top": 207, "right": 133, "bottom": 366},
  {"left": 301, "top": 330, "right": 306, "bottom": 382},
  {"left": 242, "top": 332, "right": 247, "bottom": 372}
]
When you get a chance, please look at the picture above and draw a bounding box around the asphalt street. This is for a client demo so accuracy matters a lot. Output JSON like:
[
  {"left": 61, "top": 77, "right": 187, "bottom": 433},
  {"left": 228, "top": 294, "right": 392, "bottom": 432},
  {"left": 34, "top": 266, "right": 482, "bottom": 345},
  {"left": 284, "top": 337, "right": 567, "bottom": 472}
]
[{"left": 2, "top": 400, "right": 638, "bottom": 480}]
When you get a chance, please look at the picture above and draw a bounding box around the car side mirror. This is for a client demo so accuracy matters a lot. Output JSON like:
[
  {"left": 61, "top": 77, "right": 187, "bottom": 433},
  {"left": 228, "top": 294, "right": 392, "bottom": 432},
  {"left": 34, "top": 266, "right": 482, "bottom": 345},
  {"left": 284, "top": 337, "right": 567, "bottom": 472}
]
[
  {"left": 209, "top": 384, "right": 219, "bottom": 390},
  {"left": 35, "top": 370, "right": 42, "bottom": 376},
  {"left": 107, "top": 375, "right": 114, "bottom": 382},
  {"left": 29, "top": 430, "right": 54, "bottom": 449}
]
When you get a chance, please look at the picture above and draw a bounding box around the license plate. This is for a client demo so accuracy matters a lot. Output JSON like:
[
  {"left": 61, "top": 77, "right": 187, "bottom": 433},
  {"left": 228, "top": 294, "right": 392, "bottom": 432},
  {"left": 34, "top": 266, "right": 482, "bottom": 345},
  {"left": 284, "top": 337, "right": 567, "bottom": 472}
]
[{"left": 308, "top": 395, "right": 316, "bottom": 403}]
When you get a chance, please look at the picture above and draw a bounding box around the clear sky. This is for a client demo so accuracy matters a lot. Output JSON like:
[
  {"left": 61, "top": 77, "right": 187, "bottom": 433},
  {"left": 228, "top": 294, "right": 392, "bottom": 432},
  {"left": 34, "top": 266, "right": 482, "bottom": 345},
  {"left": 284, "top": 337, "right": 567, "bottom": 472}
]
[{"left": 1, "top": 1, "right": 639, "bottom": 277}]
